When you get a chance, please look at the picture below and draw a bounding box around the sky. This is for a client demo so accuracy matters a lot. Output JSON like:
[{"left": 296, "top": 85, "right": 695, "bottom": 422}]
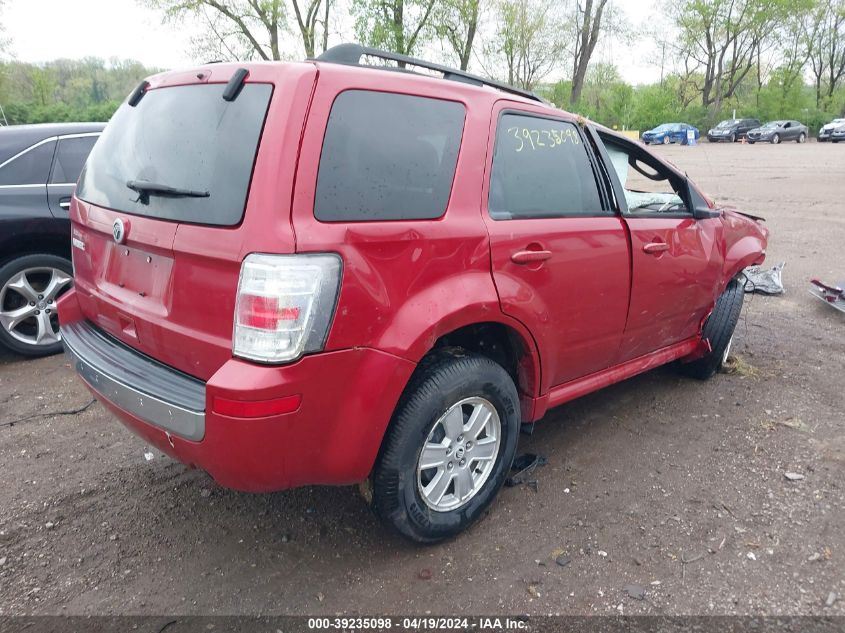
[{"left": 4, "top": 0, "right": 665, "bottom": 85}]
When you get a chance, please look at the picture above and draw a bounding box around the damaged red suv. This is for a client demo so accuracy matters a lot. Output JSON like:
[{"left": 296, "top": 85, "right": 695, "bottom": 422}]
[{"left": 60, "top": 44, "right": 767, "bottom": 542}]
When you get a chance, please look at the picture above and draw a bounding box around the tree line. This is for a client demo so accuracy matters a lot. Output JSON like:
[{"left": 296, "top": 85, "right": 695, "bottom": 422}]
[
  {"left": 0, "top": 58, "right": 157, "bottom": 125},
  {"left": 1, "top": 0, "right": 843, "bottom": 133}
]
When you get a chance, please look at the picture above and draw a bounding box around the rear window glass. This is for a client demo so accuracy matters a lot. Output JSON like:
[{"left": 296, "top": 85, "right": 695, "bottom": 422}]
[
  {"left": 50, "top": 136, "right": 98, "bottom": 184},
  {"left": 314, "top": 90, "right": 465, "bottom": 222},
  {"left": 489, "top": 114, "right": 604, "bottom": 220},
  {"left": 0, "top": 140, "right": 55, "bottom": 186},
  {"left": 77, "top": 83, "right": 272, "bottom": 226}
]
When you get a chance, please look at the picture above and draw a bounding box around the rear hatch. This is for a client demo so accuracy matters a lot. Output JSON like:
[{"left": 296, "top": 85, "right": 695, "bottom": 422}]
[{"left": 69, "top": 64, "right": 317, "bottom": 380}]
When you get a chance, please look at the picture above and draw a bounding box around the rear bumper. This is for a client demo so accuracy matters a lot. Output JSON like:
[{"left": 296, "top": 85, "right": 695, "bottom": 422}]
[
  {"left": 62, "top": 320, "right": 206, "bottom": 441},
  {"left": 59, "top": 288, "right": 416, "bottom": 492}
]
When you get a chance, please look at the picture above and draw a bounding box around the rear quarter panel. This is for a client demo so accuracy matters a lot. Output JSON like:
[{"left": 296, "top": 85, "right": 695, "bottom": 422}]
[{"left": 290, "top": 66, "right": 543, "bottom": 392}]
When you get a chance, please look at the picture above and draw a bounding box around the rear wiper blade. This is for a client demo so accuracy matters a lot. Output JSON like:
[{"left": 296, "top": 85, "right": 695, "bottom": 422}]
[{"left": 126, "top": 179, "right": 210, "bottom": 199}]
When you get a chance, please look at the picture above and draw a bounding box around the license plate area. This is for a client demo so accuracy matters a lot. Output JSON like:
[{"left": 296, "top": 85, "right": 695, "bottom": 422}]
[{"left": 103, "top": 243, "right": 174, "bottom": 306}]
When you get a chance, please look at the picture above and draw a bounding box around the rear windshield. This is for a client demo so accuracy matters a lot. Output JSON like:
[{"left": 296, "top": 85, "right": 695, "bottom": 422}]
[{"left": 77, "top": 83, "right": 272, "bottom": 226}]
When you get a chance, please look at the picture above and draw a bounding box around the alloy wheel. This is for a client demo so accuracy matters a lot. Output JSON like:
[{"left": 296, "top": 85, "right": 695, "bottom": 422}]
[
  {"left": 416, "top": 397, "right": 501, "bottom": 512},
  {"left": 0, "top": 267, "right": 72, "bottom": 347}
]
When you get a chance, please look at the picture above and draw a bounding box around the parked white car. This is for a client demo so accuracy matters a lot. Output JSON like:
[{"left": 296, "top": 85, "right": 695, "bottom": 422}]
[{"left": 818, "top": 118, "right": 845, "bottom": 142}]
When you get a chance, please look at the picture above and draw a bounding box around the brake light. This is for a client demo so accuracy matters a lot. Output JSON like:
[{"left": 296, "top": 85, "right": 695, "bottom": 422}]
[{"left": 233, "top": 253, "right": 342, "bottom": 363}]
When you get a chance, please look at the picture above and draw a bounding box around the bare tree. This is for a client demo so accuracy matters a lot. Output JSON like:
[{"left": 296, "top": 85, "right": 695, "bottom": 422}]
[
  {"left": 147, "top": 0, "right": 332, "bottom": 60},
  {"left": 351, "top": 0, "right": 440, "bottom": 58},
  {"left": 569, "top": 0, "right": 609, "bottom": 105},
  {"left": 480, "top": 0, "right": 564, "bottom": 90},
  {"left": 434, "top": 0, "right": 481, "bottom": 70},
  {"left": 806, "top": 0, "right": 845, "bottom": 107},
  {"left": 670, "top": 0, "right": 791, "bottom": 111}
]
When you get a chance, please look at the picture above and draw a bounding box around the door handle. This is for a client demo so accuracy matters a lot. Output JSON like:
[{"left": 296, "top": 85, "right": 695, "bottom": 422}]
[
  {"left": 59, "top": 198, "right": 71, "bottom": 210},
  {"left": 511, "top": 249, "right": 552, "bottom": 264},
  {"left": 643, "top": 241, "right": 669, "bottom": 254}
]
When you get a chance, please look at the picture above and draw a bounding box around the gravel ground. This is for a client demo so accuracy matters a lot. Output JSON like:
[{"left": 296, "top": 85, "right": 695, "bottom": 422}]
[{"left": 0, "top": 141, "right": 843, "bottom": 617}]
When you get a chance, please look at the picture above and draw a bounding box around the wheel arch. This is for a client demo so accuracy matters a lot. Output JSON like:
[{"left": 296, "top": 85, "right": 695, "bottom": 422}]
[
  {"left": 412, "top": 317, "right": 541, "bottom": 423},
  {"left": 0, "top": 219, "right": 72, "bottom": 268}
]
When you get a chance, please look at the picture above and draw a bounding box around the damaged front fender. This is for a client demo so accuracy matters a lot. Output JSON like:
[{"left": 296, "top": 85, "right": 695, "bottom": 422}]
[{"left": 720, "top": 208, "right": 768, "bottom": 286}]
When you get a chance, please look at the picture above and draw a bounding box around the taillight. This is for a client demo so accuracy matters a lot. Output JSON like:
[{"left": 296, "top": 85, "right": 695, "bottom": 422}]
[{"left": 233, "top": 253, "right": 342, "bottom": 363}]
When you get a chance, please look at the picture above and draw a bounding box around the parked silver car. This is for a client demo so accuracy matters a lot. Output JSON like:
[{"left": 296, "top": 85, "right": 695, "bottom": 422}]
[{"left": 746, "top": 120, "right": 808, "bottom": 144}]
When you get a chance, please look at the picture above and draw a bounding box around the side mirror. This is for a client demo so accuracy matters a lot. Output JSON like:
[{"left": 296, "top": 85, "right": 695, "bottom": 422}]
[{"left": 684, "top": 178, "right": 721, "bottom": 220}]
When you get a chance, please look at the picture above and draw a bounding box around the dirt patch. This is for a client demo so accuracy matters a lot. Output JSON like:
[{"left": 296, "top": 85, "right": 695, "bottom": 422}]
[{"left": 0, "top": 142, "right": 843, "bottom": 616}]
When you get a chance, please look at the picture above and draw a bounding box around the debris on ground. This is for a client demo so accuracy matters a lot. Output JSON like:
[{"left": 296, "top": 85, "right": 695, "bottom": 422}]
[
  {"left": 719, "top": 354, "right": 758, "bottom": 377},
  {"left": 778, "top": 417, "right": 810, "bottom": 432},
  {"left": 809, "top": 278, "right": 845, "bottom": 314},
  {"left": 784, "top": 472, "right": 805, "bottom": 481},
  {"left": 825, "top": 592, "right": 837, "bottom": 607},
  {"left": 623, "top": 584, "right": 646, "bottom": 601},
  {"left": 743, "top": 262, "right": 785, "bottom": 295},
  {"left": 417, "top": 568, "right": 432, "bottom": 580},
  {"left": 523, "top": 579, "right": 542, "bottom": 598},
  {"left": 504, "top": 453, "right": 548, "bottom": 490},
  {"left": 555, "top": 554, "right": 571, "bottom": 567}
]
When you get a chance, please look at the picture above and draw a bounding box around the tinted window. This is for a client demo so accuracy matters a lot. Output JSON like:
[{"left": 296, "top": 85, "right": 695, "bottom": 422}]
[
  {"left": 77, "top": 83, "right": 272, "bottom": 226},
  {"left": 0, "top": 140, "right": 55, "bottom": 186},
  {"left": 314, "top": 90, "right": 465, "bottom": 222},
  {"left": 50, "top": 136, "right": 98, "bottom": 184},
  {"left": 489, "top": 114, "right": 604, "bottom": 220}
]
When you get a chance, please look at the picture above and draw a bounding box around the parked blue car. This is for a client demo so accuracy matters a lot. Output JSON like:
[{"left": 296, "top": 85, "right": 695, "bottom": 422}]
[{"left": 642, "top": 123, "right": 700, "bottom": 145}]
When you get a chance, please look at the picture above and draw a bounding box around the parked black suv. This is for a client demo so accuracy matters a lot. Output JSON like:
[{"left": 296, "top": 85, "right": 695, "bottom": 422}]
[
  {"left": 706, "top": 118, "right": 761, "bottom": 143},
  {"left": 0, "top": 122, "right": 104, "bottom": 357}
]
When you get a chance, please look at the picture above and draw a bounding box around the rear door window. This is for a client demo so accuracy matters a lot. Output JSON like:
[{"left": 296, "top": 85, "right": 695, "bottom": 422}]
[
  {"left": 77, "top": 83, "right": 272, "bottom": 226},
  {"left": 489, "top": 113, "right": 605, "bottom": 220},
  {"left": 50, "top": 136, "right": 98, "bottom": 184},
  {"left": 314, "top": 90, "right": 465, "bottom": 222},
  {"left": 0, "top": 140, "right": 56, "bottom": 186}
]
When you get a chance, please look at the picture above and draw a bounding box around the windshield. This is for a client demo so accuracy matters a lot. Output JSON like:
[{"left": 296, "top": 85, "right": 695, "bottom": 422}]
[
  {"left": 652, "top": 124, "right": 671, "bottom": 132},
  {"left": 716, "top": 119, "right": 738, "bottom": 128},
  {"left": 77, "top": 82, "right": 272, "bottom": 226},
  {"left": 762, "top": 121, "right": 783, "bottom": 129}
]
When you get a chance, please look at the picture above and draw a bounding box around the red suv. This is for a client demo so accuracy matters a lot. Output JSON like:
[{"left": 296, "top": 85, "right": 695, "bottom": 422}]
[{"left": 59, "top": 45, "right": 767, "bottom": 542}]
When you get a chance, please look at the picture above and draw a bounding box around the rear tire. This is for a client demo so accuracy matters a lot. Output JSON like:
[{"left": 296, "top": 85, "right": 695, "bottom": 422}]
[
  {"left": 372, "top": 350, "right": 520, "bottom": 543},
  {"left": 0, "top": 254, "right": 73, "bottom": 358},
  {"left": 680, "top": 279, "right": 744, "bottom": 380},
  {"left": 797, "top": 133, "right": 806, "bottom": 143}
]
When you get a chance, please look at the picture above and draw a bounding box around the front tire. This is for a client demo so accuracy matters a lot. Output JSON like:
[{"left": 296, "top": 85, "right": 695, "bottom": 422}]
[
  {"left": 680, "top": 279, "right": 744, "bottom": 380},
  {"left": 729, "top": 133, "right": 736, "bottom": 143},
  {"left": 372, "top": 351, "right": 520, "bottom": 543},
  {"left": 0, "top": 254, "right": 73, "bottom": 357},
  {"left": 771, "top": 133, "right": 781, "bottom": 144},
  {"left": 663, "top": 136, "right": 670, "bottom": 145}
]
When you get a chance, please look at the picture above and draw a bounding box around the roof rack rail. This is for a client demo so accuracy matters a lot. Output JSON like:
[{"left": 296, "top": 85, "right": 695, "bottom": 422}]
[{"left": 316, "top": 43, "right": 545, "bottom": 104}]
